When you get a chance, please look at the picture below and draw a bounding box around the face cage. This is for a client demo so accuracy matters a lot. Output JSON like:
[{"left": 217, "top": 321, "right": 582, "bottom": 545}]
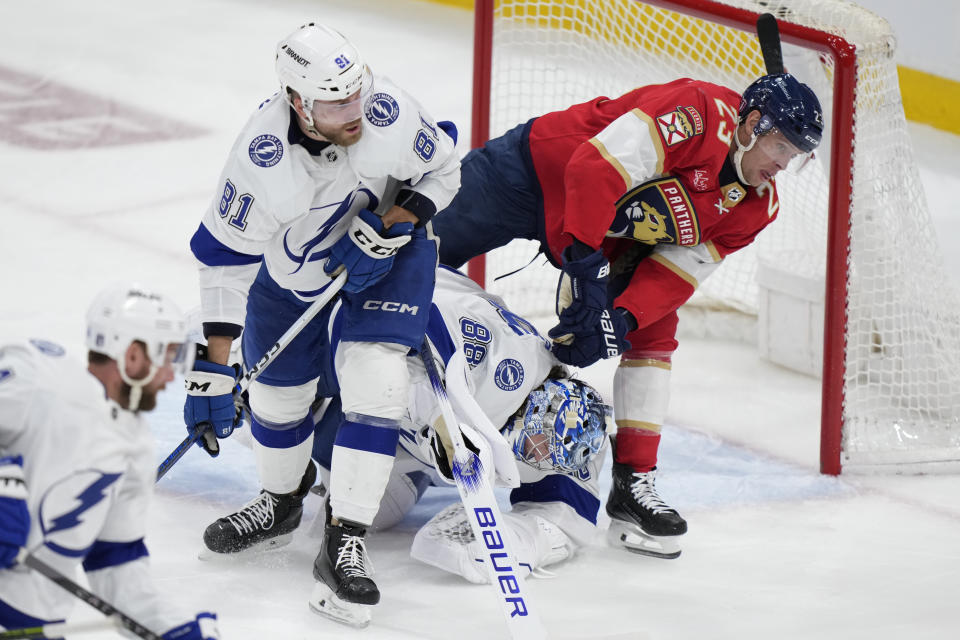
[{"left": 509, "top": 389, "right": 608, "bottom": 474}]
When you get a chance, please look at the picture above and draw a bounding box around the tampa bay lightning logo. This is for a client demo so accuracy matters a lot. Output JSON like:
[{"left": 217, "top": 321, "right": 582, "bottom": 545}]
[
  {"left": 494, "top": 358, "right": 524, "bottom": 391},
  {"left": 29, "top": 339, "right": 65, "bottom": 357},
  {"left": 364, "top": 92, "right": 400, "bottom": 127},
  {"left": 39, "top": 470, "right": 123, "bottom": 557},
  {"left": 248, "top": 134, "right": 283, "bottom": 167}
]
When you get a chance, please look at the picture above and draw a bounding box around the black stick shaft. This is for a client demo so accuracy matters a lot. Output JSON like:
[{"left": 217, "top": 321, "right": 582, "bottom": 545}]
[
  {"left": 756, "top": 13, "right": 784, "bottom": 74},
  {"left": 22, "top": 555, "right": 162, "bottom": 640}
]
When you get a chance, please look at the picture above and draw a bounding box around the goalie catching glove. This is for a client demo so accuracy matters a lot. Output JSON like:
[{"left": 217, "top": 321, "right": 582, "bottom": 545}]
[
  {"left": 415, "top": 422, "right": 496, "bottom": 486},
  {"left": 183, "top": 345, "right": 243, "bottom": 457},
  {"left": 323, "top": 208, "right": 414, "bottom": 293}
]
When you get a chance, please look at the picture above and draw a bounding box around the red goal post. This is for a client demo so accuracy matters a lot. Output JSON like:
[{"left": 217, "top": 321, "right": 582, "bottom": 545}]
[{"left": 467, "top": 0, "right": 960, "bottom": 474}]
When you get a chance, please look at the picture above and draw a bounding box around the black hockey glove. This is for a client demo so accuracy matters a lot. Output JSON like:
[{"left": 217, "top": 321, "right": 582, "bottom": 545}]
[
  {"left": 552, "top": 240, "right": 610, "bottom": 343},
  {"left": 550, "top": 308, "right": 632, "bottom": 368}
]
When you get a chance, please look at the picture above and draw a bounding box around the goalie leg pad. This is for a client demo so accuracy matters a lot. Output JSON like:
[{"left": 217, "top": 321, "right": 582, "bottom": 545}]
[{"left": 411, "top": 502, "right": 574, "bottom": 583}]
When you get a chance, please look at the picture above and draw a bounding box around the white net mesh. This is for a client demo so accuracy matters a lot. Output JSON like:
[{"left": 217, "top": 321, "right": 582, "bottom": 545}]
[{"left": 478, "top": 0, "right": 960, "bottom": 471}]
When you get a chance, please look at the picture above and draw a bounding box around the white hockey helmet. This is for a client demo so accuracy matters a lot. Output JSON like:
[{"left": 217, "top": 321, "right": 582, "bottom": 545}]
[
  {"left": 276, "top": 23, "right": 371, "bottom": 122},
  {"left": 85, "top": 284, "right": 191, "bottom": 404}
]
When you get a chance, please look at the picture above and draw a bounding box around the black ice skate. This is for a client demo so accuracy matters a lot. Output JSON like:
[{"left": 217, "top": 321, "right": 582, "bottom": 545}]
[
  {"left": 308, "top": 504, "right": 379, "bottom": 628},
  {"left": 201, "top": 461, "right": 316, "bottom": 556},
  {"left": 606, "top": 458, "right": 687, "bottom": 559}
]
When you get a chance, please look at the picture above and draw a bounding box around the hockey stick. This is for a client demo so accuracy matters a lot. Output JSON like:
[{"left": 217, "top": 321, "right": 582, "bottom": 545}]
[
  {"left": 756, "top": 13, "right": 785, "bottom": 74},
  {"left": 0, "top": 618, "right": 122, "bottom": 639},
  {"left": 18, "top": 553, "right": 161, "bottom": 640},
  {"left": 418, "top": 340, "right": 547, "bottom": 640},
  {"left": 157, "top": 271, "right": 348, "bottom": 481}
]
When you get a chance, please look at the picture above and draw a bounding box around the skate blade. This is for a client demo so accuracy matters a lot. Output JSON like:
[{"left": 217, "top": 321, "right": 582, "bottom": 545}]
[
  {"left": 307, "top": 582, "right": 373, "bottom": 629},
  {"left": 607, "top": 521, "right": 682, "bottom": 559},
  {"left": 197, "top": 532, "right": 294, "bottom": 561}
]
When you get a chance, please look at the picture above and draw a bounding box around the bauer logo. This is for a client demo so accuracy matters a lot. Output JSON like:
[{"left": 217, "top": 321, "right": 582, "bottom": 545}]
[
  {"left": 364, "top": 92, "right": 400, "bottom": 127},
  {"left": 248, "top": 134, "right": 283, "bottom": 167},
  {"left": 494, "top": 358, "right": 524, "bottom": 391},
  {"left": 473, "top": 507, "right": 530, "bottom": 618}
]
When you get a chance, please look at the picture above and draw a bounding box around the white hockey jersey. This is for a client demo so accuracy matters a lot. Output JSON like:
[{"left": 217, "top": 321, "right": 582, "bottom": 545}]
[
  {"left": 399, "top": 269, "right": 607, "bottom": 546},
  {"left": 192, "top": 74, "right": 460, "bottom": 328},
  {"left": 0, "top": 339, "right": 191, "bottom": 632}
]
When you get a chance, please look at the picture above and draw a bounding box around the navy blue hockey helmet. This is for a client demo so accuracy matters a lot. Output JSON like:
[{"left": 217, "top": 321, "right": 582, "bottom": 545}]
[{"left": 739, "top": 73, "right": 823, "bottom": 154}]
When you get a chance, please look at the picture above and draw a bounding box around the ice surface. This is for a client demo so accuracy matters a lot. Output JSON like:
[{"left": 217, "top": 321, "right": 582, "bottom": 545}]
[{"left": 1, "top": 1, "right": 958, "bottom": 638}]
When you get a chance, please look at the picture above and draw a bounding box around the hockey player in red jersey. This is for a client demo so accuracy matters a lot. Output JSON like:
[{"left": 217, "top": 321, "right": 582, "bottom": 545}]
[{"left": 432, "top": 73, "right": 823, "bottom": 558}]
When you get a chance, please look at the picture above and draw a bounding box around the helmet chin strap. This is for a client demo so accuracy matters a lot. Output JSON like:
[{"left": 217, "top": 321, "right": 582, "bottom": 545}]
[
  {"left": 733, "top": 127, "right": 759, "bottom": 186},
  {"left": 119, "top": 362, "right": 158, "bottom": 412}
]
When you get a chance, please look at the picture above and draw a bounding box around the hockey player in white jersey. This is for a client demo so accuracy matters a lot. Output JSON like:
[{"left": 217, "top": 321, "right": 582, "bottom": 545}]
[
  {"left": 305, "top": 267, "right": 610, "bottom": 625},
  {"left": 185, "top": 22, "right": 459, "bottom": 610},
  {"left": 0, "top": 284, "right": 220, "bottom": 639}
]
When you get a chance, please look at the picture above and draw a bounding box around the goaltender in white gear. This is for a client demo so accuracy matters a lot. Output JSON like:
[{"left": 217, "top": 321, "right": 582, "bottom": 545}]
[
  {"left": 0, "top": 285, "right": 219, "bottom": 638},
  {"left": 309, "top": 268, "right": 610, "bottom": 618}
]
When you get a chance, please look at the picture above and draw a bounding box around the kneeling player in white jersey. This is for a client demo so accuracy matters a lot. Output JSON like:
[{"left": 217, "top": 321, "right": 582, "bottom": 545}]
[
  {"left": 0, "top": 285, "right": 220, "bottom": 639},
  {"left": 305, "top": 267, "right": 609, "bottom": 626}
]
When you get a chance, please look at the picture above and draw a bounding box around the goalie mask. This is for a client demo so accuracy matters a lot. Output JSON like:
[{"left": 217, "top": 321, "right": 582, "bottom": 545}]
[
  {"left": 85, "top": 284, "right": 191, "bottom": 409},
  {"left": 503, "top": 378, "right": 609, "bottom": 474},
  {"left": 276, "top": 23, "right": 373, "bottom": 127}
]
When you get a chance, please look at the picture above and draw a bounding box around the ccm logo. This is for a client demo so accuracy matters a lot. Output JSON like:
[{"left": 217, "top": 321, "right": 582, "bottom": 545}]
[
  {"left": 474, "top": 507, "right": 529, "bottom": 618},
  {"left": 362, "top": 300, "right": 420, "bottom": 314},
  {"left": 353, "top": 229, "right": 399, "bottom": 257}
]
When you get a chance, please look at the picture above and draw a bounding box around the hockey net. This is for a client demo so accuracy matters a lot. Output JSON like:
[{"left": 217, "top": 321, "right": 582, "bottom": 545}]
[{"left": 469, "top": 0, "right": 960, "bottom": 473}]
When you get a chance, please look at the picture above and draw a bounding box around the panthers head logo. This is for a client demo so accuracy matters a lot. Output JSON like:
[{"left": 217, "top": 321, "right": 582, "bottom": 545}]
[{"left": 627, "top": 201, "right": 674, "bottom": 245}]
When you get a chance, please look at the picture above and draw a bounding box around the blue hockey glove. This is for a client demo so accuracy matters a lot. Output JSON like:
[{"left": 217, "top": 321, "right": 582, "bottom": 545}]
[
  {"left": 162, "top": 612, "right": 220, "bottom": 640},
  {"left": 0, "top": 455, "right": 29, "bottom": 569},
  {"left": 552, "top": 242, "right": 610, "bottom": 344},
  {"left": 550, "top": 308, "right": 631, "bottom": 368},
  {"left": 323, "top": 208, "right": 414, "bottom": 293},
  {"left": 183, "top": 352, "right": 242, "bottom": 457}
]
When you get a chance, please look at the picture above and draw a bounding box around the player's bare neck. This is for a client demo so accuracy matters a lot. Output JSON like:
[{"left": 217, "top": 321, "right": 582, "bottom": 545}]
[
  {"left": 298, "top": 118, "right": 331, "bottom": 143},
  {"left": 87, "top": 361, "right": 123, "bottom": 405}
]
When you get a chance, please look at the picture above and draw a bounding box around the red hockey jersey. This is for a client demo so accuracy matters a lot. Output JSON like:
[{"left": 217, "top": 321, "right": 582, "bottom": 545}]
[{"left": 527, "top": 79, "right": 780, "bottom": 332}]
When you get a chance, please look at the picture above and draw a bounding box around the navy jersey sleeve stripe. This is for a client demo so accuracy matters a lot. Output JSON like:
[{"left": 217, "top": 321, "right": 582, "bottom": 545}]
[
  {"left": 82, "top": 538, "right": 149, "bottom": 572},
  {"left": 509, "top": 474, "right": 600, "bottom": 524},
  {"left": 425, "top": 303, "right": 456, "bottom": 365},
  {"left": 190, "top": 223, "right": 262, "bottom": 267}
]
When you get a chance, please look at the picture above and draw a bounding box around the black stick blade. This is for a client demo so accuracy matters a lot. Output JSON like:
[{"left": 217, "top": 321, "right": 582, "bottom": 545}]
[{"left": 756, "top": 13, "right": 784, "bottom": 75}]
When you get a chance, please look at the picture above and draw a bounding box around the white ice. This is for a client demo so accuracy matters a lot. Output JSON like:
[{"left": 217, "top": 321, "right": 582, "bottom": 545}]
[{"left": 1, "top": 1, "right": 958, "bottom": 639}]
